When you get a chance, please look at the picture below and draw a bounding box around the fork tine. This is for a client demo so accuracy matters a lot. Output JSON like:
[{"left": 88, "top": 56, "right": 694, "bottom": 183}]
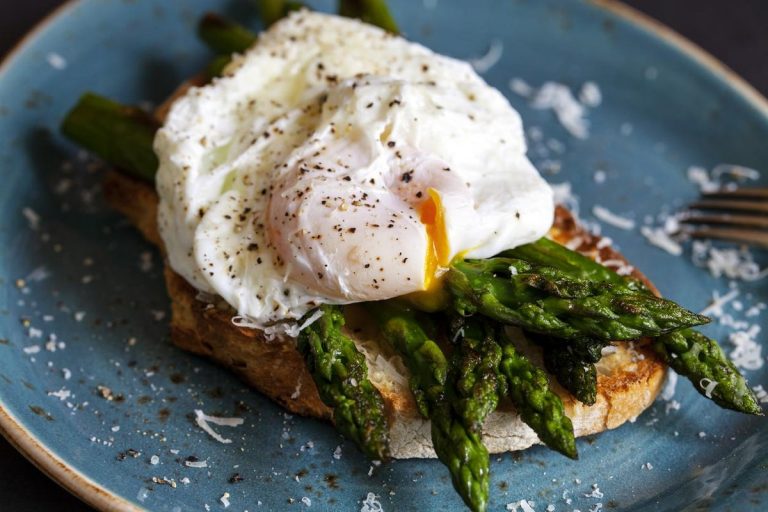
[
  {"left": 687, "top": 227, "right": 768, "bottom": 248},
  {"left": 702, "top": 187, "right": 768, "bottom": 199},
  {"left": 689, "top": 199, "right": 768, "bottom": 214},
  {"left": 681, "top": 212, "right": 768, "bottom": 229}
]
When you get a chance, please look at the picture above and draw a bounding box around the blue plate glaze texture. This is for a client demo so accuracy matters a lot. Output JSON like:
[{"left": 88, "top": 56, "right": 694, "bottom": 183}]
[{"left": 1, "top": 1, "right": 766, "bottom": 510}]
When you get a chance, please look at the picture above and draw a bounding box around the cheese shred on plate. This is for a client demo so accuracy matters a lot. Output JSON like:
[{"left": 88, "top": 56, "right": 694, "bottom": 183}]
[{"left": 194, "top": 409, "right": 244, "bottom": 444}]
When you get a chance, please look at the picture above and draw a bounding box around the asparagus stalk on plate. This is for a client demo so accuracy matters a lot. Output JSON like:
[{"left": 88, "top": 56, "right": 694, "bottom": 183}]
[
  {"left": 368, "top": 302, "right": 490, "bottom": 512},
  {"left": 540, "top": 338, "right": 603, "bottom": 406},
  {"left": 449, "top": 316, "right": 577, "bottom": 458},
  {"left": 338, "top": 0, "right": 399, "bottom": 33},
  {"left": 197, "top": 12, "right": 258, "bottom": 55},
  {"left": 447, "top": 257, "right": 709, "bottom": 342},
  {"left": 508, "top": 239, "right": 763, "bottom": 414},
  {"left": 297, "top": 305, "right": 391, "bottom": 460},
  {"left": 655, "top": 329, "right": 763, "bottom": 415},
  {"left": 60, "top": 93, "right": 158, "bottom": 183},
  {"left": 447, "top": 316, "right": 504, "bottom": 433}
]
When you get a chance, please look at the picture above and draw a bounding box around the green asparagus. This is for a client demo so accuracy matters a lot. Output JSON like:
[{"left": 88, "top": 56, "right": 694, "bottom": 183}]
[
  {"left": 510, "top": 238, "right": 762, "bottom": 415},
  {"left": 503, "top": 237, "right": 647, "bottom": 291},
  {"left": 297, "top": 305, "right": 391, "bottom": 460},
  {"left": 497, "top": 328, "right": 578, "bottom": 459},
  {"left": 198, "top": 12, "right": 258, "bottom": 55},
  {"left": 258, "top": 0, "right": 306, "bottom": 26},
  {"left": 447, "top": 257, "right": 709, "bottom": 342},
  {"left": 368, "top": 302, "right": 489, "bottom": 512},
  {"left": 429, "top": 399, "right": 490, "bottom": 512},
  {"left": 339, "top": 0, "right": 399, "bottom": 33},
  {"left": 60, "top": 93, "right": 159, "bottom": 182},
  {"left": 540, "top": 338, "right": 604, "bottom": 405},
  {"left": 448, "top": 316, "right": 505, "bottom": 433},
  {"left": 655, "top": 329, "right": 763, "bottom": 415}
]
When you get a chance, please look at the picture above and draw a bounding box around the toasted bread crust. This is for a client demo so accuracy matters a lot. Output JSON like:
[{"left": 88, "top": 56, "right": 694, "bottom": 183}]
[{"left": 103, "top": 169, "right": 665, "bottom": 457}]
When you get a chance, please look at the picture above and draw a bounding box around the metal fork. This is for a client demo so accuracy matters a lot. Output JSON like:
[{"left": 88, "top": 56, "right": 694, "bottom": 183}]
[{"left": 681, "top": 187, "right": 768, "bottom": 247}]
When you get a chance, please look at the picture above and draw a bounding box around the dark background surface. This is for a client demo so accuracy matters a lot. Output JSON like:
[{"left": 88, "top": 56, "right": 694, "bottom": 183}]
[{"left": 0, "top": 1, "right": 766, "bottom": 510}]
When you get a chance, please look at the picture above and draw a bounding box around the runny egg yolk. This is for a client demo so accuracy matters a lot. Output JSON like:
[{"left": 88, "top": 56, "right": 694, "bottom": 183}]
[
  {"left": 402, "top": 188, "right": 452, "bottom": 311},
  {"left": 420, "top": 188, "right": 451, "bottom": 288}
]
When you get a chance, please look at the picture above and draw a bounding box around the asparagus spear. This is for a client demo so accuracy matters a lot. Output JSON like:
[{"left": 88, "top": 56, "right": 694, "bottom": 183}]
[
  {"left": 510, "top": 238, "right": 763, "bottom": 415},
  {"left": 60, "top": 93, "right": 159, "bottom": 182},
  {"left": 451, "top": 316, "right": 578, "bottom": 458},
  {"left": 368, "top": 302, "right": 489, "bottom": 512},
  {"left": 297, "top": 305, "right": 391, "bottom": 459},
  {"left": 496, "top": 328, "right": 578, "bottom": 459},
  {"left": 503, "top": 237, "right": 647, "bottom": 291},
  {"left": 429, "top": 400, "right": 490, "bottom": 512},
  {"left": 448, "top": 316, "right": 504, "bottom": 433},
  {"left": 655, "top": 329, "right": 763, "bottom": 415},
  {"left": 62, "top": 14, "right": 259, "bottom": 178},
  {"left": 198, "top": 12, "right": 258, "bottom": 55},
  {"left": 257, "top": 0, "right": 306, "bottom": 26},
  {"left": 539, "top": 337, "right": 604, "bottom": 406},
  {"left": 339, "top": 0, "right": 399, "bottom": 33},
  {"left": 447, "top": 258, "right": 709, "bottom": 342}
]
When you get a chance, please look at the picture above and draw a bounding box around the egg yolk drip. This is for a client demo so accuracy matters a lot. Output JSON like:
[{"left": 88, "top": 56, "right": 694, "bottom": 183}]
[
  {"left": 401, "top": 188, "right": 452, "bottom": 311},
  {"left": 420, "top": 188, "right": 451, "bottom": 285}
]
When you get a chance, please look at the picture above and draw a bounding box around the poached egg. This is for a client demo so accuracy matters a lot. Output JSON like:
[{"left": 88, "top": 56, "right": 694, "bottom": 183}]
[{"left": 155, "top": 11, "right": 553, "bottom": 328}]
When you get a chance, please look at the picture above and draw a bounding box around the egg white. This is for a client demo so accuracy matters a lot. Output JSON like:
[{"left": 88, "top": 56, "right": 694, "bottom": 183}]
[{"left": 155, "top": 11, "right": 553, "bottom": 327}]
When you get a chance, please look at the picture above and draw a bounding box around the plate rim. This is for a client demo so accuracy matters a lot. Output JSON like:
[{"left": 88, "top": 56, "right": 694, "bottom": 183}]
[{"left": 0, "top": 0, "right": 766, "bottom": 510}]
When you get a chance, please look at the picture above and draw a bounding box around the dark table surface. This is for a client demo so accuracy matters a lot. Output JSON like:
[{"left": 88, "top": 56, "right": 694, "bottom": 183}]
[{"left": 1, "top": 1, "right": 766, "bottom": 510}]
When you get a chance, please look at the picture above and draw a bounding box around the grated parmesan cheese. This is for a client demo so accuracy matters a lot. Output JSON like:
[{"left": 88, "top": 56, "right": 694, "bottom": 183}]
[
  {"left": 640, "top": 226, "right": 682, "bottom": 256},
  {"left": 660, "top": 371, "right": 678, "bottom": 401},
  {"left": 592, "top": 205, "right": 635, "bottom": 230},
  {"left": 593, "top": 169, "right": 607, "bottom": 184},
  {"left": 194, "top": 409, "right": 244, "bottom": 444},
  {"left": 528, "top": 82, "right": 589, "bottom": 139},
  {"left": 584, "top": 484, "right": 604, "bottom": 499},
  {"left": 579, "top": 81, "right": 602, "bottom": 107},
  {"left": 25, "top": 266, "right": 50, "bottom": 283},
  {"left": 468, "top": 39, "right": 503, "bottom": 74},
  {"left": 510, "top": 79, "right": 600, "bottom": 139},
  {"left": 360, "top": 492, "right": 383, "bottom": 512},
  {"left": 506, "top": 499, "right": 535, "bottom": 512},
  {"left": 728, "top": 325, "right": 763, "bottom": 370},
  {"left": 752, "top": 385, "right": 768, "bottom": 404},
  {"left": 699, "top": 378, "right": 718, "bottom": 399},
  {"left": 22, "top": 207, "right": 40, "bottom": 230},
  {"left": 47, "top": 388, "right": 71, "bottom": 401},
  {"left": 711, "top": 163, "right": 761, "bottom": 181},
  {"left": 691, "top": 241, "right": 767, "bottom": 282},
  {"left": 699, "top": 289, "right": 739, "bottom": 317},
  {"left": 46, "top": 52, "right": 67, "bottom": 70},
  {"left": 509, "top": 78, "right": 534, "bottom": 97},
  {"left": 688, "top": 163, "right": 760, "bottom": 193}
]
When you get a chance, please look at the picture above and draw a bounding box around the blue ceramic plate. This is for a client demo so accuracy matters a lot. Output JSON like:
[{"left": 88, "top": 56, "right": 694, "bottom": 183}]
[{"left": 1, "top": 1, "right": 766, "bottom": 510}]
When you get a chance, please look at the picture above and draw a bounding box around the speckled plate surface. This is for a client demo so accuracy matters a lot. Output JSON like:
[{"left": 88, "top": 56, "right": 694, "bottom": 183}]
[{"left": 1, "top": 1, "right": 766, "bottom": 510}]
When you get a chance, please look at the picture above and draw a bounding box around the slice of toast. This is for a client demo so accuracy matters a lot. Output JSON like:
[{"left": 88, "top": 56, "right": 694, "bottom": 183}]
[{"left": 104, "top": 168, "right": 665, "bottom": 458}]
